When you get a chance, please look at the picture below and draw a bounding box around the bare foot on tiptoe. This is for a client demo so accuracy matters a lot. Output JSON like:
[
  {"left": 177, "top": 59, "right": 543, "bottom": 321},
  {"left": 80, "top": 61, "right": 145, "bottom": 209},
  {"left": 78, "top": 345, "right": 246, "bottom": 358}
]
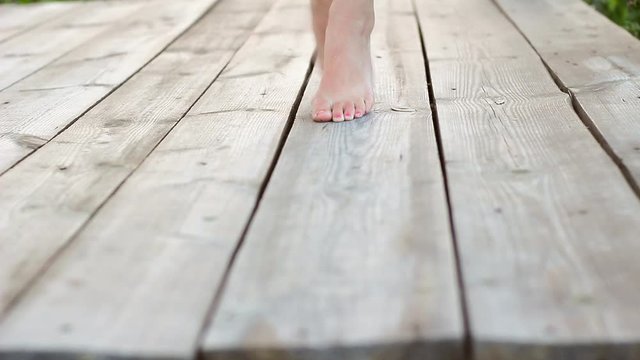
[{"left": 311, "top": 0, "right": 375, "bottom": 122}]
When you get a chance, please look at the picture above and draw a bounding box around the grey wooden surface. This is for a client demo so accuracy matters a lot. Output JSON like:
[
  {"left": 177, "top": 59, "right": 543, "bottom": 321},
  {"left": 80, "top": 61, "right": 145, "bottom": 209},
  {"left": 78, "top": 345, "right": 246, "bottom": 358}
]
[
  {"left": 0, "top": 1, "right": 142, "bottom": 91},
  {"left": 0, "top": 2, "right": 78, "bottom": 44},
  {"left": 0, "top": 0, "right": 218, "bottom": 173},
  {"left": 202, "top": 0, "right": 463, "bottom": 358},
  {"left": 0, "top": 0, "right": 312, "bottom": 358},
  {"left": 494, "top": 0, "right": 640, "bottom": 194},
  {"left": 0, "top": 0, "right": 639, "bottom": 358},
  {"left": 0, "top": 0, "right": 271, "bottom": 320},
  {"left": 417, "top": 0, "right": 640, "bottom": 358}
]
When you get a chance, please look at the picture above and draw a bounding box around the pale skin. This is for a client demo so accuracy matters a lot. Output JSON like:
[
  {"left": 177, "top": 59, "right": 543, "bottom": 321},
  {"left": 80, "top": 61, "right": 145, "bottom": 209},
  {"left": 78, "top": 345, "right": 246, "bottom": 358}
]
[{"left": 311, "top": 0, "right": 375, "bottom": 122}]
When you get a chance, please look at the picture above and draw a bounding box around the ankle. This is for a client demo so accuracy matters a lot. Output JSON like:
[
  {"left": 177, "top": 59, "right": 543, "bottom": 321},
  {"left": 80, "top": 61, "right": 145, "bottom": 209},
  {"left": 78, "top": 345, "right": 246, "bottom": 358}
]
[{"left": 327, "top": 1, "right": 375, "bottom": 37}]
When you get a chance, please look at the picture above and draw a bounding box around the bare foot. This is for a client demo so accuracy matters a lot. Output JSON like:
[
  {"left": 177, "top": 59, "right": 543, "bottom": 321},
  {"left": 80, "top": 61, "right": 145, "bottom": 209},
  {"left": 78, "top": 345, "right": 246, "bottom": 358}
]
[{"left": 311, "top": 0, "right": 375, "bottom": 122}]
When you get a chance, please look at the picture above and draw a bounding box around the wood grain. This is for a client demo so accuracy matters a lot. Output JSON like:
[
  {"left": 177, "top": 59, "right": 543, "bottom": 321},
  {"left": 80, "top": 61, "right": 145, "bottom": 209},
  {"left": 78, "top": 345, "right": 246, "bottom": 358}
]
[
  {"left": 0, "top": 2, "right": 77, "bottom": 44},
  {"left": 416, "top": 0, "right": 640, "bottom": 358},
  {"left": 0, "top": 0, "right": 312, "bottom": 358},
  {"left": 0, "top": 0, "right": 271, "bottom": 322},
  {"left": 494, "top": 0, "right": 640, "bottom": 191},
  {"left": 0, "top": 1, "right": 144, "bottom": 91},
  {"left": 201, "top": 0, "right": 463, "bottom": 358},
  {"left": 0, "top": 0, "right": 217, "bottom": 174}
]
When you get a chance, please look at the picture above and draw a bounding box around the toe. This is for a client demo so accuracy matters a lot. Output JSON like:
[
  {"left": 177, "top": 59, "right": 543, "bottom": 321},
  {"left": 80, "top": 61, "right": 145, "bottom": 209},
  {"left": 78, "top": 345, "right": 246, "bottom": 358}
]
[
  {"left": 312, "top": 98, "right": 333, "bottom": 122},
  {"left": 364, "top": 94, "right": 375, "bottom": 114},
  {"left": 332, "top": 102, "right": 345, "bottom": 122},
  {"left": 343, "top": 102, "right": 356, "bottom": 121},
  {"left": 354, "top": 99, "right": 366, "bottom": 118}
]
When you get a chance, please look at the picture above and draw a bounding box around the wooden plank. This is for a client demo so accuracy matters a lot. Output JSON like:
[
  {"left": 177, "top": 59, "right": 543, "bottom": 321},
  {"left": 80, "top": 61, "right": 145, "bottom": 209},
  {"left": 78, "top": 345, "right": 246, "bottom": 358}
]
[
  {"left": 201, "top": 0, "right": 463, "bottom": 358},
  {"left": 494, "top": 0, "right": 640, "bottom": 191},
  {"left": 415, "top": 0, "right": 640, "bottom": 358},
  {"left": 0, "top": 0, "right": 217, "bottom": 174},
  {"left": 0, "top": 0, "right": 312, "bottom": 358},
  {"left": 0, "top": 0, "right": 272, "bottom": 323},
  {"left": 0, "top": 2, "right": 77, "bottom": 44},
  {"left": 0, "top": 1, "right": 145, "bottom": 90}
]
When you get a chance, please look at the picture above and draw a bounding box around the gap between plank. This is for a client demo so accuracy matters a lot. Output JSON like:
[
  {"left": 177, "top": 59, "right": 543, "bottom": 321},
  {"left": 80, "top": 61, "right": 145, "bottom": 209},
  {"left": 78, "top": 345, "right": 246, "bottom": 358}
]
[
  {"left": 0, "top": 3, "right": 131, "bottom": 92},
  {"left": 0, "top": 0, "right": 222, "bottom": 178},
  {"left": 0, "top": 4, "right": 76, "bottom": 46},
  {"left": 411, "top": 1, "right": 473, "bottom": 359},
  {"left": 0, "top": 0, "right": 243, "bottom": 323},
  {"left": 1, "top": 49, "right": 80, "bottom": 93},
  {"left": 195, "top": 56, "right": 315, "bottom": 360},
  {"left": 0, "top": 47, "right": 77, "bottom": 93},
  {"left": 489, "top": 0, "right": 640, "bottom": 200}
]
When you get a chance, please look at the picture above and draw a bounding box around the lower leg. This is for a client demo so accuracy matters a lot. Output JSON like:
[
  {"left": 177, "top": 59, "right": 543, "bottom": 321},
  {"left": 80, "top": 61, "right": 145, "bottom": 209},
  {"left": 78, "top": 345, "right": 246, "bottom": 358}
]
[{"left": 311, "top": 0, "right": 333, "bottom": 68}]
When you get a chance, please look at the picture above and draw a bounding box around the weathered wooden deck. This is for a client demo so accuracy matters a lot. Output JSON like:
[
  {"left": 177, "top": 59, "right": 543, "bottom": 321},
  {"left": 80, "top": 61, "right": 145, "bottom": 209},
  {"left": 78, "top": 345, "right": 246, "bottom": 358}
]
[{"left": 0, "top": 0, "right": 639, "bottom": 359}]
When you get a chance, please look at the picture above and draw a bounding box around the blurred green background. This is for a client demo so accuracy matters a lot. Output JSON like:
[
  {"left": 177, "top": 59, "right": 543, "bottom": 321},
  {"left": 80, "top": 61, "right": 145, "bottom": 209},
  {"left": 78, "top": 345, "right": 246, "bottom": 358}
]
[
  {"left": 0, "top": 0, "right": 639, "bottom": 38},
  {"left": 586, "top": 0, "right": 640, "bottom": 37}
]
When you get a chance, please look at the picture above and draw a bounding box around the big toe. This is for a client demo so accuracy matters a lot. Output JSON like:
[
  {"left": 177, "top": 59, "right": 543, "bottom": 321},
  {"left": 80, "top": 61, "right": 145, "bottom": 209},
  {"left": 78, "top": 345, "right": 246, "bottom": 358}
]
[{"left": 312, "top": 98, "right": 333, "bottom": 122}]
